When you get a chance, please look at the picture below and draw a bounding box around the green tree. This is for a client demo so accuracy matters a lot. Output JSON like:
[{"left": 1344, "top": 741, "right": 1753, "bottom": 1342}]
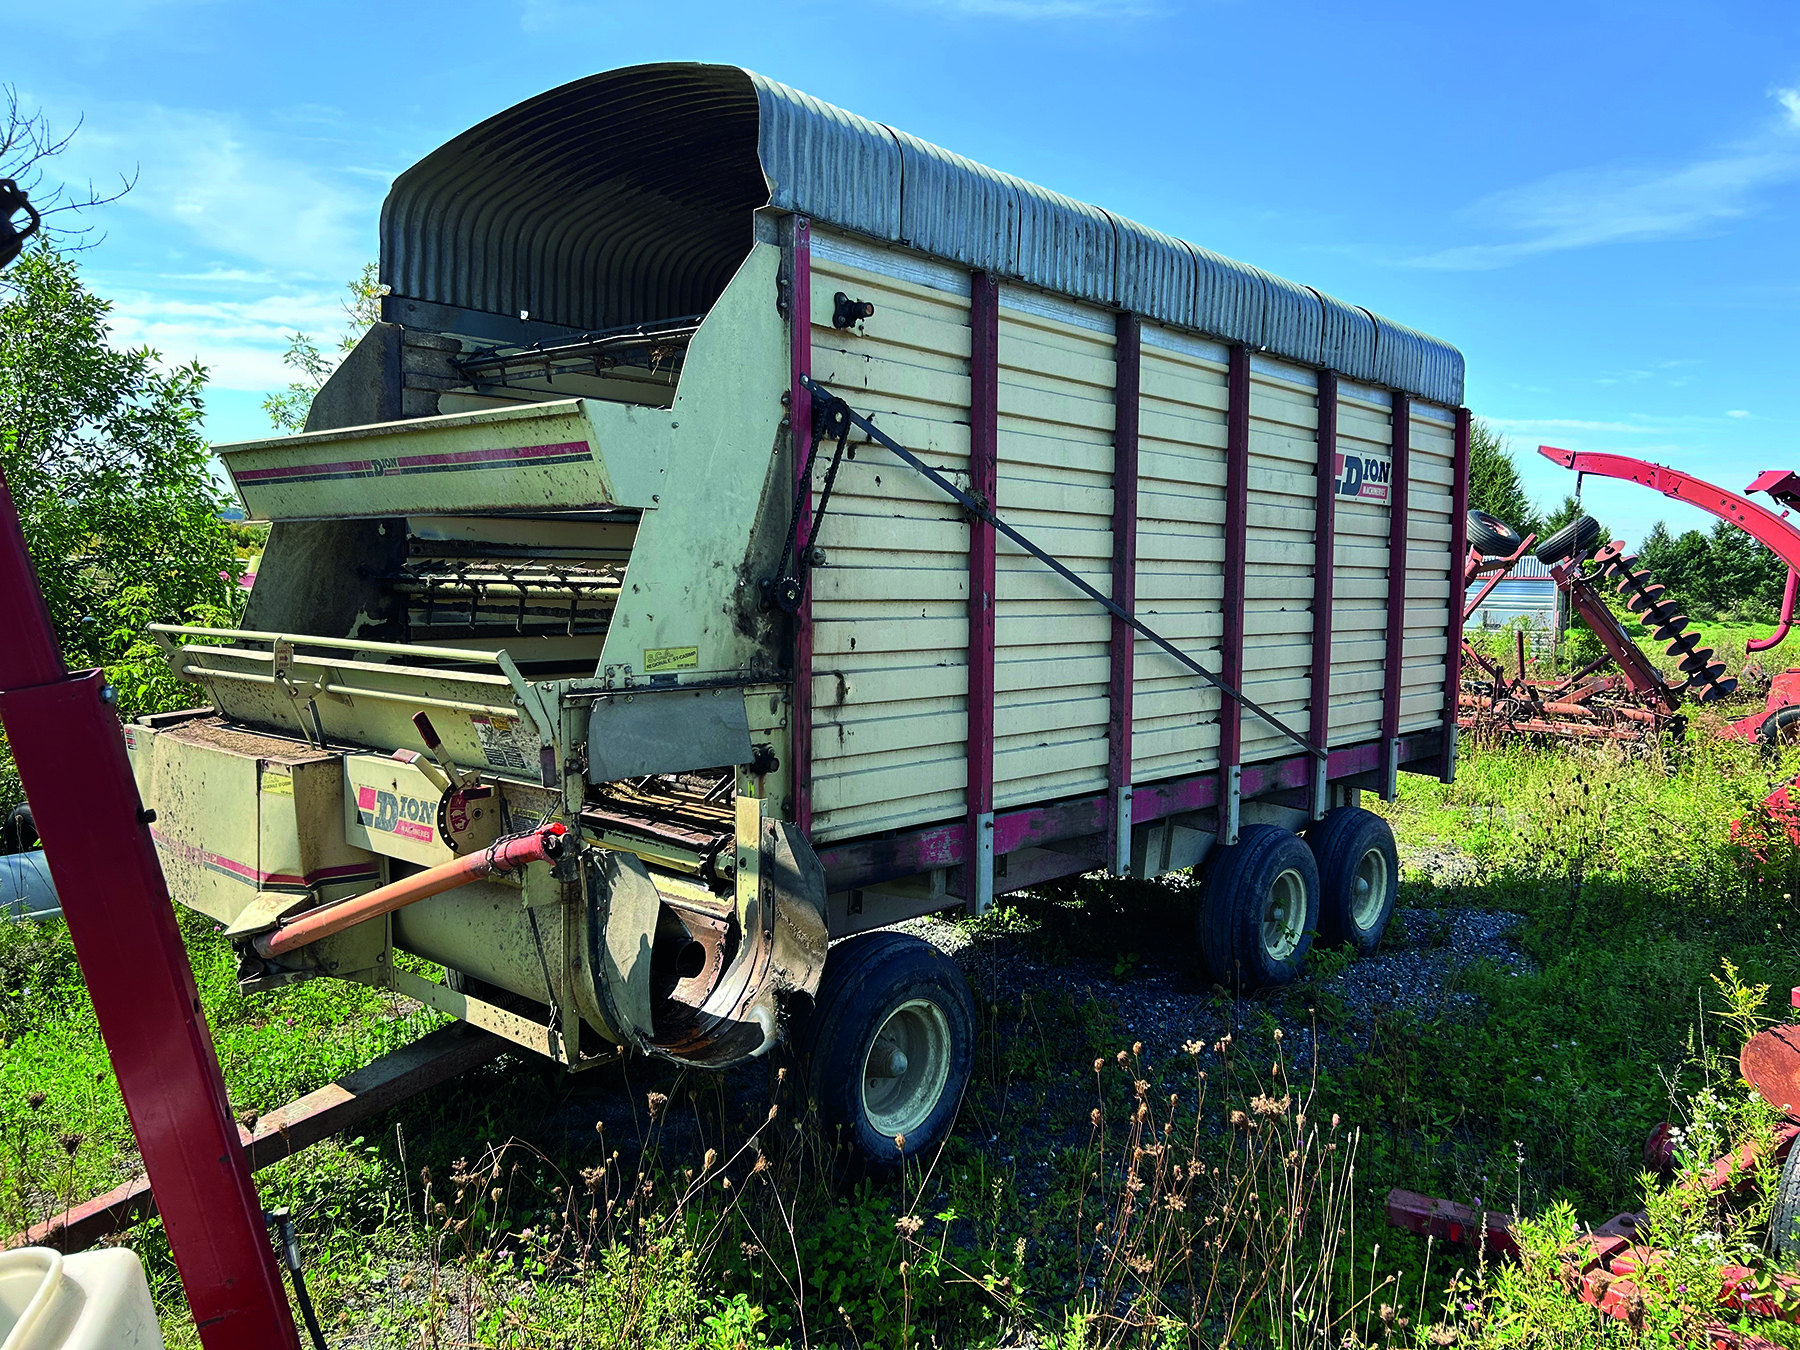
[
  {"left": 0, "top": 247, "right": 244, "bottom": 822},
  {"left": 1467, "top": 418, "right": 1539, "bottom": 538},
  {"left": 262, "top": 262, "right": 386, "bottom": 431},
  {"left": 1537, "top": 493, "right": 1610, "bottom": 555},
  {"left": 1640, "top": 518, "right": 1787, "bottom": 621}
]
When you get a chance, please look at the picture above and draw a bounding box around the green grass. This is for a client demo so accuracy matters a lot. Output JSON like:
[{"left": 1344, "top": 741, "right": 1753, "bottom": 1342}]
[{"left": 8, "top": 729, "right": 1800, "bottom": 1346}]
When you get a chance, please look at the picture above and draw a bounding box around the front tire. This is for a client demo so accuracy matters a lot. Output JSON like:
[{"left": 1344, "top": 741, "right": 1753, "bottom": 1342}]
[
  {"left": 791, "top": 932, "right": 974, "bottom": 1172},
  {"left": 1306, "top": 807, "right": 1399, "bottom": 954},
  {"left": 1196, "top": 825, "right": 1320, "bottom": 988}
]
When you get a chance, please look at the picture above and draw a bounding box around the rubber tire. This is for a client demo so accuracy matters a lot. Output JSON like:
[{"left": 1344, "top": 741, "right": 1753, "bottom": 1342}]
[
  {"left": 1196, "top": 825, "right": 1320, "bottom": 989},
  {"left": 1305, "top": 807, "right": 1399, "bottom": 954},
  {"left": 791, "top": 932, "right": 974, "bottom": 1173},
  {"left": 1466, "top": 509, "right": 1522, "bottom": 559},
  {"left": 1773, "top": 1142, "right": 1800, "bottom": 1262},
  {"left": 1759, "top": 704, "right": 1800, "bottom": 751},
  {"left": 1536, "top": 515, "right": 1602, "bottom": 565}
]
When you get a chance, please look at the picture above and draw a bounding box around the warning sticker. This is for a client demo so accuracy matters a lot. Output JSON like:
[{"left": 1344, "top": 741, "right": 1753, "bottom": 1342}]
[
  {"left": 644, "top": 646, "right": 699, "bottom": 673},
  {"left": 1334, "top": 450, "right": 1393, "bottom": 503},
  {"left": 470, "top": 713, "right": 532, "bottom": 772}
]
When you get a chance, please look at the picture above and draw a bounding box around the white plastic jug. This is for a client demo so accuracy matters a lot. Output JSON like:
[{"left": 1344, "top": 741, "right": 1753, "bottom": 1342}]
[{"left": 0, "top": 1247, "right": 163, "bottom": 1349}]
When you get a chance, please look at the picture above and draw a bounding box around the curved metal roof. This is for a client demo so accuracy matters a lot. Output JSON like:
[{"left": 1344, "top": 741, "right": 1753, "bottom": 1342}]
[{"left": 381, "top": 63, "right": 1463, "bottom": 405}]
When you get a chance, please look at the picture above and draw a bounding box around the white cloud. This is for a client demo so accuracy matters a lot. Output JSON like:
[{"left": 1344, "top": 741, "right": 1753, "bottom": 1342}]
[
  {"left": 47, "top": 102, "right": 382, "bottom": 282},
  {"left": 96, "top": 283, "right": 349, "bottom": 393},
  {"left": 1407, "top": 89, "right": 1800, "bottom": 270},
  {"left": 1727, "top": 408, "right": 1753, "bottom": 418}
]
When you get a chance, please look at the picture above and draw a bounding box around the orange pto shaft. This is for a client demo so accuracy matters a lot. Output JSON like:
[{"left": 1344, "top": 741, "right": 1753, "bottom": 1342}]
[{"left": 255, "top": 824, "right": 568, "bottom": 959}]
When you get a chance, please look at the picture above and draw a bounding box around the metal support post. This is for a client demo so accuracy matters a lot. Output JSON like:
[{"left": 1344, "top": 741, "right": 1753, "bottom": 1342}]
[{"left": 0, "top": 467, "right": 300, "bottom": 1348}]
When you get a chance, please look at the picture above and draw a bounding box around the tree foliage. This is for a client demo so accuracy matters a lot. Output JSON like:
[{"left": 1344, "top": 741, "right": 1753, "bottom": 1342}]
[
  {"left": 1638, "top": 517, "right": 1788, "bottom": 622},
  {"left": 262, "top": 263, "right": 386, "bottom": 431},
  {"left": 1467, "top": 418, "right": 1539, "bottom": 539},
  {"left": 0, "top": 246, "right": 243, "bottom": 713}
]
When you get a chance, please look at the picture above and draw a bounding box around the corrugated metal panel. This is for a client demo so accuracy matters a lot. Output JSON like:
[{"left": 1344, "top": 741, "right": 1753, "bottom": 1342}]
[
  {"left": 1373, "top": 312, "right": 1464, "bottom": 406},
  {"left": 1189, "top": 244, "right": 1269, "bottom": 349},
  {"left": 891, "top": 130, "right": 1020, "bottom": 276},
  {"left": 1258, "top": 271, "right": 1324, "bottom": 367},
  {"left": 1112, "top": 216, "right": 1195, "bottom": 330},
  {"left": 379, "top": 62, "right": 1465, "bottom": 403},
  {"left": 752, "top": 75, "right": 901, "bottom": 243},
  {"left": 1310, "top": 291, "right": 1379, "bottom": 384},
  {"left": 381, "top": 64, "right": 766, "bottom": 333}
]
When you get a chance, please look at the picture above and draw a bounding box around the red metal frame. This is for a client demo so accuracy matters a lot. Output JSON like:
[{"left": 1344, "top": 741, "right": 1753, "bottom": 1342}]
[
  {"left": 1382, "top": 394, "right": 1412, "bottom": 796},
  {"left": 789, "top": 218, "right": 814, "bottom": 833},
  {"left": 1108, "top": 312, "right": 1141, "bottom": 870},
  {"left": 816, "top": 729, "right": 1445, "bottom": 891},
  {"left": 0, "top": 473, "right": 300, "bottom": 1344},
  {"left": 1221, "top": 346, "right": 1250, "bottom": 835},
  {"left": 1309, "top": 371, "right": 1339, "bottom": 810},
  {"left": 967, "top": 273, "right": 1001, "bottom": 904},
  {"left": 1441, "top": 408, "right": 1472, "bottom": 780},
  {"left": 1749, "top": 566, "right": 1798, "bottom": 652},
  {"left": 1539, "top": 445, "right": 1800, "bottom": 574}
]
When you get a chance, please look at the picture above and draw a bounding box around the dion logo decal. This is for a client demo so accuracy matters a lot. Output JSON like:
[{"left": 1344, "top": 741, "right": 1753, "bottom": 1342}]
[{"left": 356, "top": 785, "right": 436, "bottom": 843}]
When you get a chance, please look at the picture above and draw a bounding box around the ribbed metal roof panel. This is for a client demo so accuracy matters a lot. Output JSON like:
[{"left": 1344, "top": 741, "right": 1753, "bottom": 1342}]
[
  {"left": 750, "top": 75, "right": 901, "bottom": 243},
  {"left": 891, "top": 130, "right": 1018, "bottom": 275},
  {"left": 1310, "top": 291, "right": 1380, "bottom": 384},
  {"left": 1373, "top": 313, "right": 1464, "bottom": 407},
  {"left": 379, "top": 62, "right": 1464, "bottom": 404},
  {"left": 1112, "top": 216, "right": 1194, "bottom": 330}
]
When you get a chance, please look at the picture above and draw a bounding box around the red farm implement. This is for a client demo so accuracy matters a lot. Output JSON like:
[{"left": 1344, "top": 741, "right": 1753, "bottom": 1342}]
[{"left": 1389, "top": 1002, "right": 1800, "bottom": 1348}]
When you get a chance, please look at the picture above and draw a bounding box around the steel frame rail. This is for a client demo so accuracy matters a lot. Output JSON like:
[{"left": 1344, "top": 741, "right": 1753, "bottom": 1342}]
[{"left": 0, "top": 473, "right": 301, "bottom": 1344}]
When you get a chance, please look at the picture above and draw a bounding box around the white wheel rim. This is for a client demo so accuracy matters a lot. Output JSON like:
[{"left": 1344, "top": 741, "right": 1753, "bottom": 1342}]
[
  {"left": 1351, "top": 846, "right": 1390, "bottom": 930},
  {"left": 861, "top": 999, "right": 953, "bottom": 1143},
  {"left": 1260, "top": 867, "right": 1308, "bottom": 964}
]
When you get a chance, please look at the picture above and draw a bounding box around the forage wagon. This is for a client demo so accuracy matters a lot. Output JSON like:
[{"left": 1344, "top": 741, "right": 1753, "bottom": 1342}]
[{"left": 123, "top": 63, "right": 1469, "bottom": 1167}]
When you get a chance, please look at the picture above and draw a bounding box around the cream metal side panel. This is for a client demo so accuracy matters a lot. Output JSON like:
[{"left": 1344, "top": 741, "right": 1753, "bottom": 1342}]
[
  {"left": 1400, "top": 402, "right": 1457, "bottom": 732},
  {"left": 807, "top": 240, "right": 973, "bottom": 839},
  {"left": 598, "top": 243, "right": 789, "bottom": 681},
  {"left": 1327, "top": 388, "right": 1394, "bottom": 746},
  {"left": 1131, "top": 326, "right": 1228, "bottom": 782},
  {"left": 1241, "top": 358, "right": 1321, "bottom": 765},
  {"left": 994, "top": 287, "right": 1115, "bottom": 809}
]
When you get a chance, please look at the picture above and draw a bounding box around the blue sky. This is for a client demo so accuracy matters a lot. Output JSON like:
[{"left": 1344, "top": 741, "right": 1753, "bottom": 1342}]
[{"left": 9, "top": 0, "right": 1800, "bottom": 546}]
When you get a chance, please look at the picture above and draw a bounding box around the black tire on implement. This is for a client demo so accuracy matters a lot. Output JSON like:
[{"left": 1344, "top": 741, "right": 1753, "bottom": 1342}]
[
  {"left": 1536, "top": 514, "right": 1602, "bottom": 565},
  {"left": 1773, "top": 1142, "right": 1800, "bottom": 1261},
  {"left": 1466, "top": 509, "right": 1522, "bottom": 559},
  {"left": 790, "top": 932, "right": 974, "bottom": 1174},
  {"left": 1305, "top": 807, "right": 1399, "bottom": 954},
  {"left": 1196, "top": 825, "right": 1320, "bottom": 989}
]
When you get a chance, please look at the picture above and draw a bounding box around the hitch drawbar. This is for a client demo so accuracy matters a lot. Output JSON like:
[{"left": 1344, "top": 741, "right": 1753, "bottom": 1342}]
[{"left": 253, "top": 824, "right": 569, "bottom": 959}]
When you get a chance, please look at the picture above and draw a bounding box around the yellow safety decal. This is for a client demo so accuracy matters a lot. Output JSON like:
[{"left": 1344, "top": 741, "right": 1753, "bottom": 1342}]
[
  {"left": 643, "top": 646, "right": 699, "bottom": 673},
  {"left": 260, "top": 769, "right": 295, "bottom": 797}
]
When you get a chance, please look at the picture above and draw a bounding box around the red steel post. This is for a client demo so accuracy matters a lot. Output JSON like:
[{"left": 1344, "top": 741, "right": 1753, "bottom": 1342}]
[
  {"left": 1441, "top": 407, "right": 1471, "bottom": 780},
  {"left": 1220, "top": 346, "right": 1251, "bottom": 840},
  {"left": 1107, "top": 311, "right": 1141, "bottom": 873},
  {"left": 1309, "top": 371, "right": 1340, "bottom": 815},
  {"left": 0, "top": 470, "right": 300, "bottom": 1347},
  {"left": 1381, "top": 393, "right": 1412, "bottom": 798},
  {"left": 966, "top": 272, "right": 1000, "bottom": 908},
  {"left": 789, "top": 217, "right": 814, "bottom": 834}
]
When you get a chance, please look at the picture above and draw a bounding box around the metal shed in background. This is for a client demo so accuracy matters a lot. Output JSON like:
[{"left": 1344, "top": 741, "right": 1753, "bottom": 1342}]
[{"left": 1467, "top": 553, "right": 1558, "bottom": 649}]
